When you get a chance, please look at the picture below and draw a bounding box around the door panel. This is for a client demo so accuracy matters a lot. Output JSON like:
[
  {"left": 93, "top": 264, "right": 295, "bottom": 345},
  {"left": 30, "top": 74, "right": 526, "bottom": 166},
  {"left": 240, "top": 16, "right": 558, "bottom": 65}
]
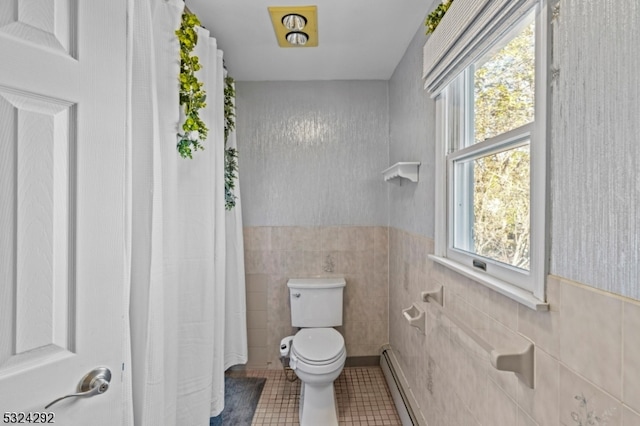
[
  {"left": 0, "top": 89, "right": 75, "bottom": 364},
  {"left": 0, "top": 0, "right": 76, "bottom": 57},
  {"left": 0, "top": 1, "right": 127, "bottom": 424}
]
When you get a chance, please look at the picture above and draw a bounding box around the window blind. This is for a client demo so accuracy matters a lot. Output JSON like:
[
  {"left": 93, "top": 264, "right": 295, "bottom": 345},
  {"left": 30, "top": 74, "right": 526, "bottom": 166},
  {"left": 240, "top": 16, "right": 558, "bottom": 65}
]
[{"left": 423, "top": 0, "right": 538, "bottom": 96}]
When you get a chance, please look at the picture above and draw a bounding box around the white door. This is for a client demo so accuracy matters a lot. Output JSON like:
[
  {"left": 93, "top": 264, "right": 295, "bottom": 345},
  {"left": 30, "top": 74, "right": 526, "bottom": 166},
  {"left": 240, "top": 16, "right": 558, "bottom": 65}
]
[{"left": 0, "top": 1, "right": 127, "bottom": 425}]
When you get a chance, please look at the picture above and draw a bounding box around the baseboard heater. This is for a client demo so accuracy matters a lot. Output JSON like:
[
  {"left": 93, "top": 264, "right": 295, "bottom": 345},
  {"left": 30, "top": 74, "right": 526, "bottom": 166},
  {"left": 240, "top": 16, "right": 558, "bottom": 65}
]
[{"left": 379, "top": 345, "right": 425, "bottom": 426}]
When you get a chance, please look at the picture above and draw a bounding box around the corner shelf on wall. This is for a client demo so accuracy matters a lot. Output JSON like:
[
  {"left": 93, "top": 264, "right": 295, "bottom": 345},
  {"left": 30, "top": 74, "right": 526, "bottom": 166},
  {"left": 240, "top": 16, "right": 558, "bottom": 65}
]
[{"left": 382, "top": 162, "right": 421, "bottom": 183}]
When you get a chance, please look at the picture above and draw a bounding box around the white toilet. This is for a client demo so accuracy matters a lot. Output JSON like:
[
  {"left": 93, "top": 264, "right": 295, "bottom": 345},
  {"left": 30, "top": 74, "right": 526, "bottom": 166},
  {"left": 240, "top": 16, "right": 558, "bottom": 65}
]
[{"left": 280, "top": 277, "right": 347, "bottom": 426}]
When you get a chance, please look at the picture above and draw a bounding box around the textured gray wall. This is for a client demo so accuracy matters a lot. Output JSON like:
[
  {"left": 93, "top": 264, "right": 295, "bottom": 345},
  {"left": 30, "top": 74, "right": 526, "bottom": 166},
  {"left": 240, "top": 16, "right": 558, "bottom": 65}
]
[
  {"left": 236, "top": 81, "right": 389, "bottom": 227},
  {"left": 236, "top": 0, "right": 640, "bottom": 300},
  {"left": 550, "top": 0, "right": 640, "bottom": 299},
  {"left": 388, "top": 23, "right": 436, "bottom": 238},
  {"left": 387, "top": 1, "right": 640, "bottom": 300}
]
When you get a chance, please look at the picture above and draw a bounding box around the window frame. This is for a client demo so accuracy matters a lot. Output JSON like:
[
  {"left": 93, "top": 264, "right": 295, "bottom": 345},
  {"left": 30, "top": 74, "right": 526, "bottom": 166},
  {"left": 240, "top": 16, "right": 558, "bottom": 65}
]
[
  {"left": 430, "top": 2, "right": 549, "bottom": 311},
  {"left": 447, "top": 122, "right": 533, "bottom": 284}
]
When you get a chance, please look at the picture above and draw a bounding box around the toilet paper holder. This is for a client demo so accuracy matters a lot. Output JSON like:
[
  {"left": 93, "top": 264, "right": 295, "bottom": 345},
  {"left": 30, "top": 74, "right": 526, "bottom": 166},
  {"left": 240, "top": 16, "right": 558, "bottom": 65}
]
[{"left": 279, "top": 336, "right": 294, "bottom": 368}]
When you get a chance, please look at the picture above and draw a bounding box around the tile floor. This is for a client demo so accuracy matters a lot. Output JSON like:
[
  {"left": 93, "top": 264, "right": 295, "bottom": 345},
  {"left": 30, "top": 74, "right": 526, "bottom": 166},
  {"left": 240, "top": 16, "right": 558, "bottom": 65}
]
[{"left": 233, "top": 367, "right": 402, "bottom": 425}]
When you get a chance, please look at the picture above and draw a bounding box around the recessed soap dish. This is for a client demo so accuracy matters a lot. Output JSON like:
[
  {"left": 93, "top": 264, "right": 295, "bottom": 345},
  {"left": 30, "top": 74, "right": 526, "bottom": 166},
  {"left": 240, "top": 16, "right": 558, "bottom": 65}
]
[{"left": 402, "top": 303, "right": 425, "bottom": 333}]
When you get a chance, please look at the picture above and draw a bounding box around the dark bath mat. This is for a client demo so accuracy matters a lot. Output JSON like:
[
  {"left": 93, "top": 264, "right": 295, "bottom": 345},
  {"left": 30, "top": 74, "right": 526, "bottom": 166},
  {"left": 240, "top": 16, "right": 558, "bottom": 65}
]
[{"left": 210, "top": 376, "right": 266, "bottom": 426}]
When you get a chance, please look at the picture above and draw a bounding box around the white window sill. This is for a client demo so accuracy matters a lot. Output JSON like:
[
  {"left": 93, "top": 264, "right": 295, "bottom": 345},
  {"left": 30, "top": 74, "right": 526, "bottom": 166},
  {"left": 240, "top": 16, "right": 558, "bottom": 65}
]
[{"left": 428, "top": 254, "right": 549, "bottom": 311}]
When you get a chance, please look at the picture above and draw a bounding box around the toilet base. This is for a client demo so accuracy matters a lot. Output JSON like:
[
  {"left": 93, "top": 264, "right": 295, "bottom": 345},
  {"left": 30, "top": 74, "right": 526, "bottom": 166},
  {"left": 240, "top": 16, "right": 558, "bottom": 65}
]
[{"left": 299, "top": 381, "right": 339, "bottom": 426}]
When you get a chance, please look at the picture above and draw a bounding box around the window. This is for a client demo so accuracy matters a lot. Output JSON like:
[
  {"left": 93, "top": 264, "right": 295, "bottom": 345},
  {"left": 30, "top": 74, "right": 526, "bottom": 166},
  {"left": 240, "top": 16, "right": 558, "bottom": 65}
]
[{"left": 431, "top": 6, "right": 547, "bottom": 310}]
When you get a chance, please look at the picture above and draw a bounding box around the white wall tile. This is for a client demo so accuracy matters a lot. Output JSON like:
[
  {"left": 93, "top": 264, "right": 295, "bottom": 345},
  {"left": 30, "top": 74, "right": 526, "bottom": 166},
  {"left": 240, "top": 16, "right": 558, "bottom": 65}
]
[
  {"left": 518, "top": 276, "right": 561, "bottom": 358},
  {"left": 483, "top": 378, "right": 518, "bottom": 426},
  {"left": 623, "top": 301, "right": 640, "bottom": 412},
  {"left": 559, "top": 364, "right": 622, "bottom": 426},
  {"left": 517, "top": 347, "right": 560, "bottom": 426},
  {"left": 518, "top": 409, "right": 539, "bottom": 426},
  {"left": 559, "top": 281, "right": 623, "bottom": 399},
  {"left": 245, "top": 226, "right": 387, "bottom": 367},
  {"left": 623, "top": 406, "right": 640, "bottom": 426}
]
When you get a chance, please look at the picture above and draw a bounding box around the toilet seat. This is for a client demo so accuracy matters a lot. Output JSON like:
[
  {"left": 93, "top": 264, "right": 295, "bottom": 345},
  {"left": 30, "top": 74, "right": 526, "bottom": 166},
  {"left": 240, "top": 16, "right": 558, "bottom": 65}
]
[{"left": 292, "top": 328, "right": 345, "bottom": 365}]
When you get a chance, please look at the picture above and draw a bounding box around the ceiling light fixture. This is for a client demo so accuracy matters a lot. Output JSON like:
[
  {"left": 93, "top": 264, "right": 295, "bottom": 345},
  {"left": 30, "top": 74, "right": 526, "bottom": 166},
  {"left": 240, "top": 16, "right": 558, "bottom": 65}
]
[
  {"left": 286, "top": 31, "right": 309, "bottom": 46},
  {"left": 268, "top": 6, "right": 318, "bottom": 47},
  {"left": 282, "top": 13, "right": 307, "bottom": 31}
]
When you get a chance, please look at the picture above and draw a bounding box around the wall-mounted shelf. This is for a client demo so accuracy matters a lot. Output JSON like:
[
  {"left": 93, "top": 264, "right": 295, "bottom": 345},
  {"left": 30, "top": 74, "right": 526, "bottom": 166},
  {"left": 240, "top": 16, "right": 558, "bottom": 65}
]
[{"left": 382, "top": 162, "right": 421, "bottom": 183}]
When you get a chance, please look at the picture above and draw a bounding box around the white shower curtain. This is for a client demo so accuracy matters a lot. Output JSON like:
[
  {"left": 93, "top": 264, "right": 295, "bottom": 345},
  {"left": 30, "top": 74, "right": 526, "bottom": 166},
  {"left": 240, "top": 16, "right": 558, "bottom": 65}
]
[
  {"left": 223, "top": 79, "right": 248, "bottom": 371},
  {"left": 124, "top": 0, "right": 248, "bottom": 424}
]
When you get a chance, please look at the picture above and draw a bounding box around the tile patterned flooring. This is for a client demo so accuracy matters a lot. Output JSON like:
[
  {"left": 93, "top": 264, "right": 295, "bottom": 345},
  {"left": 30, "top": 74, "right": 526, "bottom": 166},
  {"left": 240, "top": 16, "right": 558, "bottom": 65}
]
[{"left": 234, "top": 366, "right": 402, "bottom": 425}]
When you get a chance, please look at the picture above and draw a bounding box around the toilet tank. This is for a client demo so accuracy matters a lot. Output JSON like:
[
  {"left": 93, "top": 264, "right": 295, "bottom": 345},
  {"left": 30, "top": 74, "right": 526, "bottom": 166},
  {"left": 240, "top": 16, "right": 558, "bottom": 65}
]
[{"left": 288, "top": 278, "right": 346, "bottom": 327}]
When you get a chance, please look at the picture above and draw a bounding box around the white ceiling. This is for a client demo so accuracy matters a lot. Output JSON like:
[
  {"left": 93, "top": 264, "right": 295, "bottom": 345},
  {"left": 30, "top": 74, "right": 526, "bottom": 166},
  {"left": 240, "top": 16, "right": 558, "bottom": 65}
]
[{"left": 187, "top": 0, "right": 435, "bottom": 82}]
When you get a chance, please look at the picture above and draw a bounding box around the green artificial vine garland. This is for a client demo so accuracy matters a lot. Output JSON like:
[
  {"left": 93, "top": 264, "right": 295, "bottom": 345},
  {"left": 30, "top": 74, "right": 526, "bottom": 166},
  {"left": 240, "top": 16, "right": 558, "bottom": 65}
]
[
  {"left": 175, "top": 12, "right": 240, "bottom": 210},
  {"left": 176, "top": 12, "right": 208, "bottom": 159},
  {"left": 425, "top": 0, "right": 453, "bottom": 35},
  {"left": 224, "top": 76, "right": 239, "bottom": 210}
]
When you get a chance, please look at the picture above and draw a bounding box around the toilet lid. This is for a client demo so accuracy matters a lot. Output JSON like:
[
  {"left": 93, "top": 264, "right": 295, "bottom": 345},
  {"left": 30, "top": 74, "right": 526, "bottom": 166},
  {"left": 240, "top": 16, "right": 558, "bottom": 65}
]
[{"left": 292, "top": 328, "right": 345, "bottom": 364}]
